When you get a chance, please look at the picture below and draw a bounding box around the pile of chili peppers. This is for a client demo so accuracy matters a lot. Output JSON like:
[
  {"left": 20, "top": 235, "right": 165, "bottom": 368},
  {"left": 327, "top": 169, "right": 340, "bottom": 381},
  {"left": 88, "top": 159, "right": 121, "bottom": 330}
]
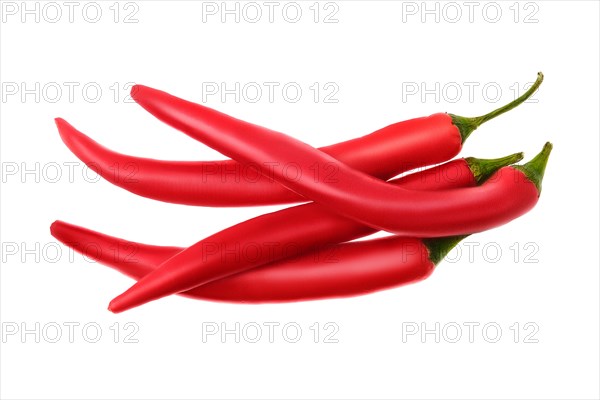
[{"left": 51, "top": 72, "right": 551, "bottom": 312}]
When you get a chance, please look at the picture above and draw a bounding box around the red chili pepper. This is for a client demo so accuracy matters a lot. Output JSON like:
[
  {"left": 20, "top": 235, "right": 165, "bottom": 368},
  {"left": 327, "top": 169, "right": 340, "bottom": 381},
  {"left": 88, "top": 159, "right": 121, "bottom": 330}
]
[
  {"left": 101, "top": 153, "right": 525, "bottom": 313},
  {"left": 51, "top": 220, "right": 464, "bottom": 303},
  {"left": 128, "top": 74, "right": 544, "bottom": 237},
  {"left": 54, "top": 74, "right": 542, "bottom": 207}
]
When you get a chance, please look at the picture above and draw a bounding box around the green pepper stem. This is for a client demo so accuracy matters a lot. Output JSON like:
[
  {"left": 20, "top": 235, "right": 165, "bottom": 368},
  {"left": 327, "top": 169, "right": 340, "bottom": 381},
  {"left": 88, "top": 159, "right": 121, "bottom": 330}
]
[
  {"left": 465, "top": 152, "right": 524, "bottom": 185},
  {"left": 450, "top": 72, "right": 544, "bottom": 143},
  {"left": 423, "top": 235, "right": 469, "bottom": 266},
  {"left": 513, "top": 142, "right": 553, "bottom": 195}
]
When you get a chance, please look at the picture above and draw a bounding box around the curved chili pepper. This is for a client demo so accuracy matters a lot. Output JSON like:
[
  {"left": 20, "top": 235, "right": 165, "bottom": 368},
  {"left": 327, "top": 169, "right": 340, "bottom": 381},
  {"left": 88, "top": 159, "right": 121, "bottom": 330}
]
[
  {"left": 51, "top": 220, "right": 465, "bottom": 303},
  {"left": 128, "top": 74, "right": 545, "bottom": 237},
  {"left": 55, "top": 74, "right": 542, "bottom": 207},
  {"left": 102, "top": 153, "right": 525, "bottom": 313},
  {"left": 53, "top": 117, "right": 454, "bottom": 207}
]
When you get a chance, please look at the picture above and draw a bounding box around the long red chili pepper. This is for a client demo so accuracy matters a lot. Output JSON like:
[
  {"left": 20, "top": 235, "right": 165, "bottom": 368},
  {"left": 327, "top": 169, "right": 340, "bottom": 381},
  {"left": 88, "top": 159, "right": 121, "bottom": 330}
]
[
  {"left": 55, "top": 74, "right": 542, "bottom": 207},
  {"left": 51, "top": 220, "right": 465, "bottom": 303},
  {"left": 103, "top": 153, "right": 526, "bottom": 313},
  {"left": 128, "top": 74, "right": 544, "bottom": 237}
]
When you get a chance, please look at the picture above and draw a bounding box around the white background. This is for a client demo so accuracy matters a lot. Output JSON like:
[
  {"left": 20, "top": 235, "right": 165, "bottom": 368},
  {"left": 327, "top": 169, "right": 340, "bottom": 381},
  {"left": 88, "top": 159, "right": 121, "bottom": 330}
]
[{"left": 1, "top": 1, "right": 599, "bottom": 399}]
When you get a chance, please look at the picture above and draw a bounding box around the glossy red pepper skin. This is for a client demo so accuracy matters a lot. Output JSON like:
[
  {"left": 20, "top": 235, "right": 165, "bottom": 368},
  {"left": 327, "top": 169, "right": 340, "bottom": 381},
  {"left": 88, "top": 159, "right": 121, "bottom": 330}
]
[
  {"left": 54, "top": 113, "right": 460, "bottom": 206},
  {"left": 51, "top": 220, "right": 434, "bottom": 303},
  {"left": 196, "top": 235, "right": 434, "bottom": 302},
  {"left": 130, "top": 85, "right": 538, "bottom": 237},
  {"left": 105, "top": 159, "right": 489, "bottom": 313},
  {"left": 55, "top": 74, "right": 542, "bottom": 209}
]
